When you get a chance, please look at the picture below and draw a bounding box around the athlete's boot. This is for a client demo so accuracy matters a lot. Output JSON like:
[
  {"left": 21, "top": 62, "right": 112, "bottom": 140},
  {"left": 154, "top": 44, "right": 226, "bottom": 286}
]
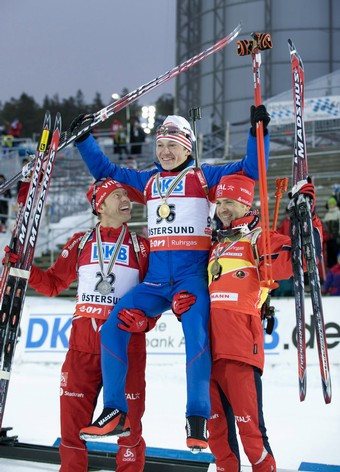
[
  {"left": 79, "top": 408, "right": 130, "bottom": 441},
  {"left": 185, "top": 416, "right": 208, "bottom": 453}
]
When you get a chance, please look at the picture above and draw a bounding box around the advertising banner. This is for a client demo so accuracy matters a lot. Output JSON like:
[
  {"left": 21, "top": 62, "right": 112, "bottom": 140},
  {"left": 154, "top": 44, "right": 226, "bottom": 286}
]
[
  {"left": 16, "top": 296, "right": 340, "bottom": 366},
  {"left": 267, "top": 95, "right": 340, "bottom": 125}
]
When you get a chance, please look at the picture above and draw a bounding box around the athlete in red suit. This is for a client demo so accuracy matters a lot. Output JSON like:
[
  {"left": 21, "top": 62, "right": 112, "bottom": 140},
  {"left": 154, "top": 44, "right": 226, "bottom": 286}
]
[
  {"left": 207, "top": 174, "right": 322, "bottom": 472},
  {"left": 28, "top": 178, "right": 152, "bottom": 472}
]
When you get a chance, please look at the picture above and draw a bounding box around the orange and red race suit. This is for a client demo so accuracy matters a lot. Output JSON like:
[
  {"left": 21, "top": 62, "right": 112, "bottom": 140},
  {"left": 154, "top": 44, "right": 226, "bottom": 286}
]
[{"left": 207, "top": 215, "right": 322, "bottom": 471}]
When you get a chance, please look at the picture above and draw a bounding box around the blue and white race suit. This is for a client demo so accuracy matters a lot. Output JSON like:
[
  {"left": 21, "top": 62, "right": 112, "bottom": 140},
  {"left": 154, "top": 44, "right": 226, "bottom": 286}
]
[{"left": 76, "top": 131, "right": 269, "bottom": 420}]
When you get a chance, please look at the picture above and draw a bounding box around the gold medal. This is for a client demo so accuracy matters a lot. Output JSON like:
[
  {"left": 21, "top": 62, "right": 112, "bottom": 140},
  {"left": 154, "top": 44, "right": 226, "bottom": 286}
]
[
  {"left": 210, "top": 260, "right": 222, "bottom": 277},
  {"left": 159, "top": 202, "right": 171, "bottom": 219},
  {"left": 155, "top": 169, "right": 192, "bottom": 220}
]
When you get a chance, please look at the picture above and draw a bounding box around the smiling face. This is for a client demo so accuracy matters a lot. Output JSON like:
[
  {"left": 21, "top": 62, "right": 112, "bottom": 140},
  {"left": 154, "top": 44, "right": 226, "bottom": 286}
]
[
  {"left": 98, "top": 188, "right": 131, "bottom": 228},
  {"left": 156, "top": 139, "right": 191, "bottom": 171},
  {"left": 216, "top": 198, "right": 250, "bottom": 227}
]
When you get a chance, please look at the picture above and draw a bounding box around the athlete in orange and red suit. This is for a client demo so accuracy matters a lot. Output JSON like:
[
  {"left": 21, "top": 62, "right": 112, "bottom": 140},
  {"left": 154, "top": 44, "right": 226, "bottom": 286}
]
[{"left": 207, "top": 174, "right": 322, "bottom": 472}]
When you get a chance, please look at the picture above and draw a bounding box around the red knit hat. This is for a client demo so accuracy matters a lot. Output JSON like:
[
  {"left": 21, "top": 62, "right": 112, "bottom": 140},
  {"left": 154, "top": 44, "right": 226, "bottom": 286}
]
[
  {"left": 86, "top": 178, "right": 124, "bottom": 215},
  {"left": 215, "top": 174, "right": 255, "bottom": 207}
]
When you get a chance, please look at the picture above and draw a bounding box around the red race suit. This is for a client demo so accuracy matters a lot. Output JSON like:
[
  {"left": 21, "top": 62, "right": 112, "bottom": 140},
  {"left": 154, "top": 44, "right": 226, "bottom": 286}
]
[
  {"left": 207, "top": 214, "right": 322, "bottom": 472},
  {"left": 29, "top": 224, "right": 150, "bottom": 472}
]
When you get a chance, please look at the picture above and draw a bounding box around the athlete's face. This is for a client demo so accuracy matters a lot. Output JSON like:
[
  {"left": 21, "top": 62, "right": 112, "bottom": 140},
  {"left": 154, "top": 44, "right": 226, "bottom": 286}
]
[
  {"left": 98, "top": 189, "right": 131, "bottom": 227},
  {"left": 216, "top": 198, "right": 249, "bottom": 227},
  {"left": 156, "top": 139, "right": 190, "bottom": 171}
]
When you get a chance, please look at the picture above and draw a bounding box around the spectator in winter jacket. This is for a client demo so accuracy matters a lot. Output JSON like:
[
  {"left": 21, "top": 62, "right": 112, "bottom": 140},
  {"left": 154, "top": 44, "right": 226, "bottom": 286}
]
[
  {"left": 0, "top": 174, "right": 12, "bottom": 231},
  {"left": 130, "top": 118, "right": 146, "bottom": 156},
  {"left": 70, "top": 105, "right": 271, "bottom": 452},
  {"left": 207, "top": 174, "right": 322, "bottom": 472},
  {"left": 323, "top": 197, "right": 340, "bottom": 268},
  {"left": 322, "top": 251, "right": 340, "bottom": 296}
]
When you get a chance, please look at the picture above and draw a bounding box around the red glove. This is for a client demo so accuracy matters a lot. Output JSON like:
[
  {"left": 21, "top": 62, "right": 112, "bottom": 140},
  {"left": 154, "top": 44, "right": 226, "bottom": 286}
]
[
  {"left": 2, "top": 246, "right": 19, "bottom": 266},
  {"left": 171, "top": 290, "right": 197, "bottom": 321},
  {"left": 117, "top": 308, "right": 148, "bottom": 333},
  {"left": 17, "top": 181, "right": 30, "bottom": 205},
  {"left": 290, "top": 177, "right": 316, "bottom": 212},
  {"left": 300, "top": 177, "right": 316, "bottom": 212}
]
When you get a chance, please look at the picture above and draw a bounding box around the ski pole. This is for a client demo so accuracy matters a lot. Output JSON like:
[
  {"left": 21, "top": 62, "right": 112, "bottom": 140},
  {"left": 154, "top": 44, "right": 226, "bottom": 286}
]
[
  {"left": 188, "top": 107, "right": 202, "bottom": 168},
  {"left": 272, "top": 177, "right": 289, "bottom": 231},
  {"left": 237, "top": 32, "right": 277, "bottom": 289}
]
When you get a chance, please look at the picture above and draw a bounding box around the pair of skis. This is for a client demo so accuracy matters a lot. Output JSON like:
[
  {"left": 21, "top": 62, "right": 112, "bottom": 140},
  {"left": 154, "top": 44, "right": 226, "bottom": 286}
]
[
  {"left": 0, "top": 23, "right": 242, "bottom": 196},
  {"left": 288, "top": 40, "right": 331, "bottom": 404},
  {"left": 0, "top": 112, "right": 62, "bottom": 428}
]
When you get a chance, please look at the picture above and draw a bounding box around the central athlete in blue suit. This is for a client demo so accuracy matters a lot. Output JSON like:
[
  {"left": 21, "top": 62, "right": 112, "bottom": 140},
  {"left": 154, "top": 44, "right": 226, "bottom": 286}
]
[{"left": 76, "top": 108, "right": 270, "bottom": 452}]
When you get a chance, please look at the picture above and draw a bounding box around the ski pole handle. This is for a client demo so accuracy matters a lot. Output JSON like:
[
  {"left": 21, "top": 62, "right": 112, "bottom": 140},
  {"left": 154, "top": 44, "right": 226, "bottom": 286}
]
[
  {"left": 188, "top": 107, "right": 202, "bottom": 122},
  {"left": 188, "top": 107, "right": 202, "bottom": 168},
  {"left": 237, "top": 33, "right": 272, "bottom": 56}
]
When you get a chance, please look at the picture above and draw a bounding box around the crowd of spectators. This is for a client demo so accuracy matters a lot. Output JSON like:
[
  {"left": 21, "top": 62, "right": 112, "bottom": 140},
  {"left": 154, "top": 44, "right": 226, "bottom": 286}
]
[
  {"left": 321, "top": 184, "right": 340, "bottom": 295},
  {"left": 0, "top": 174, "right": 12, "bottom": 232},
  {"left": 269, "top": 182, "right": 340, "bottom": 298},
  {"left": 1, "top": 119, "right": 23, "bottom": 152}
]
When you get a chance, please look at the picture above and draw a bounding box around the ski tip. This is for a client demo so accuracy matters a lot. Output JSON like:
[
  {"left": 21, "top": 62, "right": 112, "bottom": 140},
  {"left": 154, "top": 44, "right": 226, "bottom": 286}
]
[
  {"left": 288, "top": 38, "right": 296, "bottom": 53},
  {"left": 236, "top": 21, "right": 243, "bottom": 33},
  {"left": 225, "top": 22, "right": 243, "bottom": 43},
  {"left": 322, "top": 378, "right": 332, "bottom": 404},
  {"left": 43, "top": 110, "right": 52, "bottom": 130},
  {"left": 299, "top": 389, "right": 306, "bottom": 402},
  {"left": 288, "top": 38, "right": 304, "bottom": 69},
  {"left": 55, "top": 112, "right": 62, "bottom": 131}
]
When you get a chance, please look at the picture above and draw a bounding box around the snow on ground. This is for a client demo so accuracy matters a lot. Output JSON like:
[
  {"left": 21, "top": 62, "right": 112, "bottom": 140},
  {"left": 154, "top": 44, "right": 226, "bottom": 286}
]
[{"left": 2, "top": 353, "right": 340, "bottom": 470}]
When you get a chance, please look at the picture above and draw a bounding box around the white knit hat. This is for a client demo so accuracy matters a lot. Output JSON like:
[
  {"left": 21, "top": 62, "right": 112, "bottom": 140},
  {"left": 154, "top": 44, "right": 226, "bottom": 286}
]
[{"left": 156, "top": 115, "right": 196, "bottom": 151}]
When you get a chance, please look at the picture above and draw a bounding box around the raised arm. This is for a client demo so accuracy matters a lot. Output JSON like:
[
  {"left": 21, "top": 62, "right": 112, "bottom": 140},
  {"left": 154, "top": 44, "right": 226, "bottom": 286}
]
[
  {"left": 76, "top": 135, "right": 154, "bottom": 202},
  {"left": 202, "top": 105, "right": 270, "bottom": 193}
]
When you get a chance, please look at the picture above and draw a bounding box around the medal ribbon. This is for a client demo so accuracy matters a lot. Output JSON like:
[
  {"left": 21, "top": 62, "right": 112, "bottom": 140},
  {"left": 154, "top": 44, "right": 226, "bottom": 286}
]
[
  {"left": 96, "top": 223, "right": 127, "bottom": 280},
  {"left": 155, "top": 167, "right": 192, "bottom": 203},
  {"left": 213, "top": 232, "right": 249, "bottom": 264}
]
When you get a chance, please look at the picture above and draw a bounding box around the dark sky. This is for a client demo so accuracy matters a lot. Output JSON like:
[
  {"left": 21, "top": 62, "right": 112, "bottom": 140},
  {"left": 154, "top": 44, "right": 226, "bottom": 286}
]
[{"left": 1, "top": 0, "right": 176, "bottom": 106}]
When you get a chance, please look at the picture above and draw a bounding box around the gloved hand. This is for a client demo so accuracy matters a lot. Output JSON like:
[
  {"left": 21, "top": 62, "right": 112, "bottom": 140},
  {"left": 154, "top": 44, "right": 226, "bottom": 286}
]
[
  {"left": 68, "top": 113, "right": 94, "bottom": 143},
  {"left": 250, "top": 104, "right": 271, "bottom": 137},
  {"left": 117, "top": 308, "right": 148, "bottom": 333},
  {"left": 171, "top": 290, "right": 197, "bottom": 321},
  {"left": 2, "top": 246, "right": 19, "bottom": 266},
  {"left": 17, "top": 181, "right": 30, "bottom": 205},
  {"left": 300, "top": 177, "right": 316, "bottom": 212},
  {"left": 289, "top": 176, "right": 316, "bottom": 212}
]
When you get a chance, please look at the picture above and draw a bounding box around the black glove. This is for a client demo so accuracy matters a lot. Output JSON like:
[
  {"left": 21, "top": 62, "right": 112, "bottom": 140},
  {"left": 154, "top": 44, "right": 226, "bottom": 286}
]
[
  {"left": 68, "top": 113, "right": 94, "bottom": 143},
  {"left": 250, "top": 105, "right": 270, "bottom": 137}
]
